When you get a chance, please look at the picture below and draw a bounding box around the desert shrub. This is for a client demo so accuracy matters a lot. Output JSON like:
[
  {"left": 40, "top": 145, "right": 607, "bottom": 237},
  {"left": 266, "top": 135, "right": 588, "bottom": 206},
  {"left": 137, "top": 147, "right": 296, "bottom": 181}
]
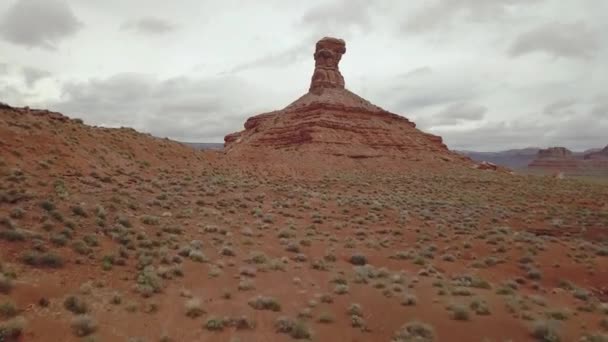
[
  {"left": 451, "top": 287, "right": 473, "bottom": 296},
  {"left": 71, "top": 205, "right": 88, "bottom": 217},
  {"left": 40, "top": 200, "right": 55, "bottom": 211},
  {"left": 545, "top": 310, "right": 569, "bottom": 321},
  {"left": 334, "top": 284, "right": 349, "bottom": 295},
  {"left": 140, "top": 215, "right": 159, "bottom": 225},
  {"left": 451, "top": 305, "right": 470, "bottom": 321},
  {"left": 189, "top": 250, "right": 207, "bottom": 263},
  {"left": 248, "top": 295, "right": 281, "bottom": 312},
  {"left": 573, "top": 288, "right": 590, "bottom": 301},
  {"left": 350, "top": 254, "right": 367, "bottom": 266},
  {"left": 111, "top": 294, "right": 122, "bottom": 305},
  {"left": 0, "top": 301, "right": 18, "bottom": 318},
  {"left": 348, "top": 303, "right": 363, "bottom": 317},
  {"left": 50, "top": 233, "right": 69, "bottom": 246},
  {"left": 185, "top": 298, "right": 204, "bottom": 318},
  {"left": 238, "top": 279, "right": 255, "bottom": 291},
  {"left": 71, "top": 315, "right": 97, "bottom": 336},
  {"left": 9, "top": 208, "right": 25, "bottom": 219},
  {"left": 0, "top": 316, "right": 26, "bottom": 340},
  {"left": 351, "top": 315, "right": 366, "bottom": 328},
  {"left": 290, "top": 321, "right": 312, "bottom": 339},
  {"left": 274, "top": 317, "right": 311, "bottom": 339},
  {"left": 392, "top": 321, "right": 435, "bottom": 342},
  {"left": 83, "top": 235, "right": 99, "bottom": 247},
  {"left": 318, "top": 312, "right": 334, "bottom": 324},
  {"left": 531, "top": 319, "right": 561, "bottom": 342},
  {"left": 0, "top": 274, "right": 13, "bottom": 293},
  {"left": 527, "top": 268, "right": 542, "bottom": 280},
  {"left": 72, "top": 241, "right": 92, "bottom": 255},
  {"left": 580, "top": 333, "right": 608, "bottom": 342},
  {"left": 136, "top": 266, "right": 163, "bottom": 297},
  {"left": 64, "top": 296, "right": 89, "bottom": 314},
  {"left": 230, "top": 316, "right": 256, "bottom": 330},
  {"left": 275, "top": 316, "right": 295, "bottom": 333},
  {"left": 21, "top": 251, "right": 64, "bottom": 268},
  {"left": 220, "top": 246, "right": 235, "bottom": 256},
  {"left": 297, "top": 308, "right": 313, "bottom": 319},
  {"left": 0, "top": 228, "right": 26, "bottom": 242},
  {"left": 470, "top": 299, "right": 491, "bottom": 315},
  {"left": 401, "top": 294, "right": 417, "bottom": 306},
  {"left": 286, "top": 242, "right": 300, "bottom": 253},
  {"left": 204, "top": 316, "right": 225, "bottom": 331},
  {"left": 601, "top": 318, "right": 608, "bottom": 330}
]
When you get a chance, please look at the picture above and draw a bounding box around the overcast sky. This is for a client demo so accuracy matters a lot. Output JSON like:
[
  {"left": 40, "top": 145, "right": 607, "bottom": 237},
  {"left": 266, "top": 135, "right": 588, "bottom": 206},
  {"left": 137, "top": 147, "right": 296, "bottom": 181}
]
[{"left": 1, "top": 0, "right": 606, "bottom": 151}]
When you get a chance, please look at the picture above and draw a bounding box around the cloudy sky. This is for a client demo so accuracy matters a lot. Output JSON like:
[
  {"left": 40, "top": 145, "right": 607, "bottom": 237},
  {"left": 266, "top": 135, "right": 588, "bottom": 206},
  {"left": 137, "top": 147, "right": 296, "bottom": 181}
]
[{"left": 1, "top": 0, "right": 606, "bottom": 151}]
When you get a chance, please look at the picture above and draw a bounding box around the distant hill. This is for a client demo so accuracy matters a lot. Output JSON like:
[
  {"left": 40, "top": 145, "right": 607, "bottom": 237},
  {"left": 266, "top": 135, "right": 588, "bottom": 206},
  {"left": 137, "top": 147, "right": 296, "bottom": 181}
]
[
  {"left": 182, "top": 142, "right": 224, "bottom": 150},
  {"left": 457, "top": 148, "right": 540, "bottom": 170}
]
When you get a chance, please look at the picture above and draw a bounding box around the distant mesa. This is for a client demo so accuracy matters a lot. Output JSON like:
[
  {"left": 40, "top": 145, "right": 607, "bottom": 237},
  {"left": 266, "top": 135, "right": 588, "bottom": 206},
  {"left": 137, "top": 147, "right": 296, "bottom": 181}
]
[
  {"left": 528, "top": 146, "right": 608, "bottom": 175},
  {"left": 224, "top": 37, "right": 469, "bottom": 167},
  {"left": 584, "top": 145, "right": 608, "bottom": 160},
  {"left": 528, "top": 147, "right": 579, "bottom": 172}
]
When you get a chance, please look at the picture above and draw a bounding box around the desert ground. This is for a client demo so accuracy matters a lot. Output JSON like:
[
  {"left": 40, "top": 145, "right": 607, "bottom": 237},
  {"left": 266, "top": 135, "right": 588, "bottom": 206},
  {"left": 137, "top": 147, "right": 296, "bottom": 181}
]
[{"left": 1, "top": 105, "right": 607, "bottom": 342}]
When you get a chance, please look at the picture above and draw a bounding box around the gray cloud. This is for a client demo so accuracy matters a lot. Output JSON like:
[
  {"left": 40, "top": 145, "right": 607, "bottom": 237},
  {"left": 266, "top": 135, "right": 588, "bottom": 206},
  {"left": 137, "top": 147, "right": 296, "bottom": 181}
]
[
  {"left": 229, "top": 39, "right": 311, "bottom": 74},
  {"left": 434, "top": 111, "right": 608, "bottom": 151},
  {"left": 49, "top": 73, "right": 272, "bottom": 142},
  {"left": 509, "top": 22, "right": 598, "bottom": 59},
  {"left": 591, "top": 96, "right": 608, "bottom": 118},
  {"left": 402, "top": 0, "right": 537, "bottom": 33},
  {"left": 0, "top": 0, "right": 82, "bottom": 49},
  {"left": 432, "top": 102, "right": 487, "bottom": 126},
  {"left": 300, "top": 0, "right": 376, "bottom": 36},
  {"left": 380, "top": 67, "right": 483, "bottom": 113},
  {"left": 120, "top": 17, "right": 177, "bottom": 35},
  {"left": 543, "top": 98, "right": 577, "bottom": 116},
  {"left": 22, "top": 67, "right": 51, "bottom": 87},
  {"left": 400, "top": 66, "right": 433, "bottom": 79}
]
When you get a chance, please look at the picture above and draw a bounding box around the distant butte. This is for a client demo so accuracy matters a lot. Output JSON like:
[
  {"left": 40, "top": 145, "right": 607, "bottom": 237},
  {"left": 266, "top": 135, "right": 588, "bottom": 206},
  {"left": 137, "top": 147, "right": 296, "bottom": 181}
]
[
  {"left": 224, "top": 37, "right": 470, "bottom": 169},
  {"left": 528, "top": 146, "right": 608, "bottom": 175}
]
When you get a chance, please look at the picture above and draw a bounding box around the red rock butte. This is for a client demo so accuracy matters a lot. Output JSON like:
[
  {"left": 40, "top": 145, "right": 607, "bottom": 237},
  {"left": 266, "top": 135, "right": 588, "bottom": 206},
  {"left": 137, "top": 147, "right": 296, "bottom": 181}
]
[{"left": 224, "top": 37, "right": 469, "bottom": 170}]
